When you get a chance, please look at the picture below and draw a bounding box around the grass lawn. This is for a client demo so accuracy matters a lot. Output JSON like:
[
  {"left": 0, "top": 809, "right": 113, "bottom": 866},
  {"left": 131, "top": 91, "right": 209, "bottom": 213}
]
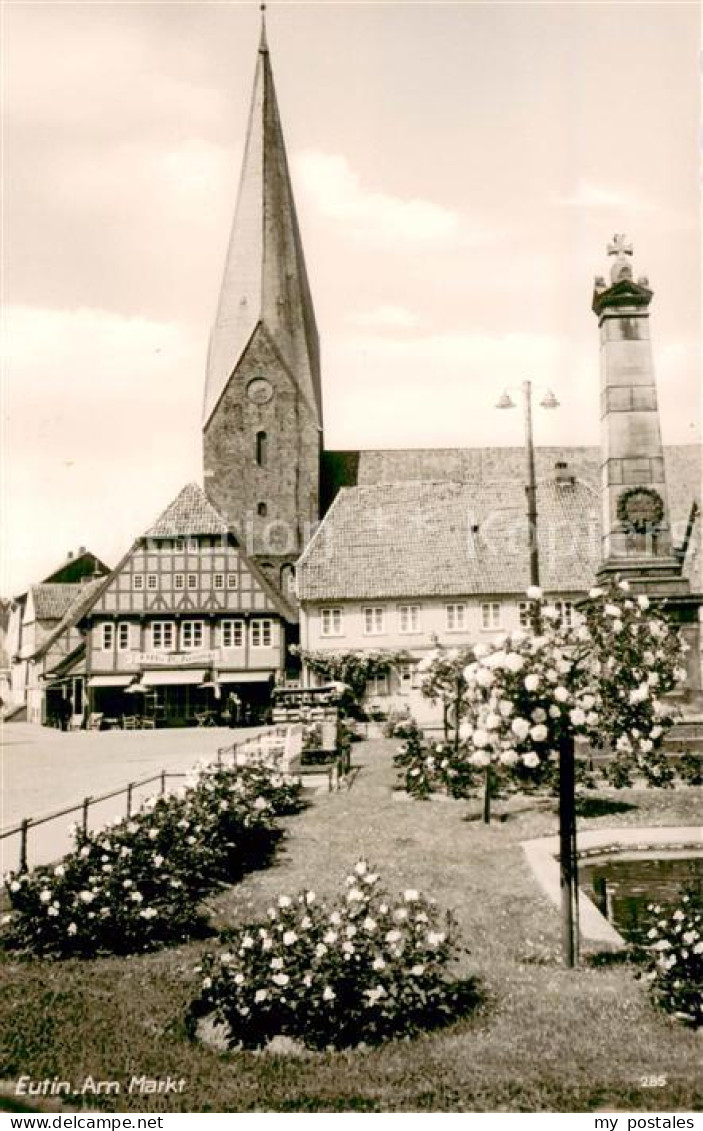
[{"left": 1, "top": 739, "right": 701, "bottom": 1113}]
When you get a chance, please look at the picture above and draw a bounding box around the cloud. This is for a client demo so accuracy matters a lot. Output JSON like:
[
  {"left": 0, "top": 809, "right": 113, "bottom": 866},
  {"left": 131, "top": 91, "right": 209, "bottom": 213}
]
[
  {"left": 293, "top": 150, "right": 462, "bottom": 245},
  {"left": 346, "top": 304, "right": 422, "bottom": 331}
]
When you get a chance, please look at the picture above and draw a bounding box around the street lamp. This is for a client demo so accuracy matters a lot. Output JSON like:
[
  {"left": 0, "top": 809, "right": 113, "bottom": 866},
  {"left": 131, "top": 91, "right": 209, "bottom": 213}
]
[
  {"left": 496, "top": 380, "right": 560, "bottom": 619},
  {"left": 496, "top": 380, "right": 577, "bottom": 968}
]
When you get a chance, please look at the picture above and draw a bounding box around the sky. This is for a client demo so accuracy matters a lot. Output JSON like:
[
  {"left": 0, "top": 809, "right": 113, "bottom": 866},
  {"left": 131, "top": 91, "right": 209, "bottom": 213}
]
[{"left": 2, "top": 0, "right": 701, "bottom": 595}]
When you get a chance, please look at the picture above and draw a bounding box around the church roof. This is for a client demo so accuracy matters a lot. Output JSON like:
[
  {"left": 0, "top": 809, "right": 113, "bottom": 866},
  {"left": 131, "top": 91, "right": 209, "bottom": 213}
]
[
  {"left": 145, "top": 482, "right": 231, "bottom": 538},
  {"left": 298, "top": 477, "right": 602, "bottom": 602},
  {"left": 202, "top": 20, "right": 321, "bottom": 430}
]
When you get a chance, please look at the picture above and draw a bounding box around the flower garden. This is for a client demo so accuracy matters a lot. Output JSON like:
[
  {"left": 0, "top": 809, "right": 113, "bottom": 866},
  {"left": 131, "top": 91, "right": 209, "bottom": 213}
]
[{"left": 0, "top": 584, "right": 701, "bottom": 1112}]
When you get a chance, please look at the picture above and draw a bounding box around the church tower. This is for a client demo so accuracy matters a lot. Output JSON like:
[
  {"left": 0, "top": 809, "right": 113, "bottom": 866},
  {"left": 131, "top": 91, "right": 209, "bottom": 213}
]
[{"left": 202, "top": 14, "right": 322, "bottom": 601}]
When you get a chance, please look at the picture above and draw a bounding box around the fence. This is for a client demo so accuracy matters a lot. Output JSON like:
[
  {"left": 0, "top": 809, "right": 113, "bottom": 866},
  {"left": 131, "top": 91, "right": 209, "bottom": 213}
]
[
  {"left": 0, "top": 729, "right": 350, "bottom": 874},
  {"left": 0, "top": 746, "right": 240, "bottom": 875}
]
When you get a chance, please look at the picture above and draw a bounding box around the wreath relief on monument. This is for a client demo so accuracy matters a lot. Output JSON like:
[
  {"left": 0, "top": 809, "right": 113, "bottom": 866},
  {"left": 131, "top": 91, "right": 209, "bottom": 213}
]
[{"left": 616, "top": 486, "right": 665, "bottom": 532}]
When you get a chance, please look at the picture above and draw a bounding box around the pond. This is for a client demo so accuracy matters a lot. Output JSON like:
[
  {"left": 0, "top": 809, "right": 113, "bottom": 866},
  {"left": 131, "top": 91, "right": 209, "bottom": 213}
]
[{"left": 580, "top": 853, "right": 703, "bottom": 944}]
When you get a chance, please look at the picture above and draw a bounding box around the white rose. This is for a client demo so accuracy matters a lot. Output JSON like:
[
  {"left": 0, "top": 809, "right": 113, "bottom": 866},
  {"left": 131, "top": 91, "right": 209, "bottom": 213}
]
[
  {"left": 522, "top": 752, "right": 540, "bottom": 769},
  {"left": 504, "top": 653, "right": 525, "bottom": 673},
  {"left": 637, "top": 595, "right": 650, "bottom": 609},
  {"left": 485, "top": 712, "right": 501, "bottom": 731},
  {"left": 569, "top": 708, "right": 586, "bottom": 727},
  {"left": 554, "top": 687, "right": 569, "bottom": 703},
  {"left": 531, "top": 707, "right": 547, "bottom": 723},
  {"left": 524, "top": 674, "right": 540, "bottom": 693},
  {"left": 469, "top": 750, "right": 490, "bottom": 768},
  {"left": 500, "top": 750, "right": 519, "bottom": 767},
  {"left": 511, "top": 718, "right": 530, "bottom": 741},
  {"left": 530, "top": 724, "right": 548, "bottom": 743},
  {"left": 472, "top": 729, "right": 489, "bottom": 748}
]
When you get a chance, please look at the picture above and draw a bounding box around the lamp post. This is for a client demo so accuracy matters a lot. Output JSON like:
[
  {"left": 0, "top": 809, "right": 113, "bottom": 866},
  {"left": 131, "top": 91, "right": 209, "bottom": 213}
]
[
  {"left": 496, "top": 380, "right": 577, "bottom": 967},
  {"left": 496, "top": 380, "right": 559, "bottom": 630}
]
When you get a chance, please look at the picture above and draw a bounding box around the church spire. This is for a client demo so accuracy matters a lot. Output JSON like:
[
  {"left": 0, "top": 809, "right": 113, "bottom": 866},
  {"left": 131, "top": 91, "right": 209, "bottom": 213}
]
[{"left": 202, "top": 15, "right": 321, "bottom": 430}]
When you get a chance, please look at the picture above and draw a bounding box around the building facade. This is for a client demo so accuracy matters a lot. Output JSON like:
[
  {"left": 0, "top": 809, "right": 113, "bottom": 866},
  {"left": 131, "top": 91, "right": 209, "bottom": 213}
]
[{"left": 80, "top": 483, "right": 296, "bottom": 727}]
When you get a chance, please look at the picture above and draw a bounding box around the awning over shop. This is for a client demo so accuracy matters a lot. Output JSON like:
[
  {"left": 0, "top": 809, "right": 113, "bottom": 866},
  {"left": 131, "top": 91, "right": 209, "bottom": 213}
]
[
  {"left": 142, "top": 669, "right": 206, "bottom": 687},
  {"left": 87, "top": 675, "right": 133, "bottom": 689},
  {"left": 218, "top": 671, "right": 274, "bottom": 684}
]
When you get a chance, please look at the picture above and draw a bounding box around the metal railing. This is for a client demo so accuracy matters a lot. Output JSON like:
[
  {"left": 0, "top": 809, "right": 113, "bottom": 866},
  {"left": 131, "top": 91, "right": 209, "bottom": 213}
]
[{"left": 0, "top": 746, "right": 240, "bottom": 874}]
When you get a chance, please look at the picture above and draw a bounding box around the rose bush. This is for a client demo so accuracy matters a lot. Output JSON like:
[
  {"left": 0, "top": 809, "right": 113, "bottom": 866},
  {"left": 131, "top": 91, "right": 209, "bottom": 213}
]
[
  {"left": 639, "top": 891, "right": 703, "bottom": 1027},
  {"left": 2, "top": 762, "right": 302, "bottom": 958},
  {"left": 189, "top": 860, "right": 478, "bottom": 1049}
]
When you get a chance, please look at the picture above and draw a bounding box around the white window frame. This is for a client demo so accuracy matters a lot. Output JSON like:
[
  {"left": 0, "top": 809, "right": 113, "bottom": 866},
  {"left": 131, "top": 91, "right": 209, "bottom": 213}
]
[
  {"left": 250, "top": 618, "right": 273, "bottom": 648},
  {"left": 147, "top": 574, "right": 158, "bottom": 591},
  {"left": 152, "top": 621, "right": 175, "bottom": 651},
  {"left": 174, "top": 538, "right": 185, "bottom": 552},
  {"left": 445, "top": 603, "right": 466, "bottom": 632},
  {"left": 100, "top": 623, "right": 115, "bottom": 651},
  {"left": 117, "top": 623, "right": 131, "bottom": 652},
  {"left": 187, "top": 538, "right": 198, "bottom": 553},
  {"left": 397, "top": 662, "right": 417, "bottom": 692},
  {"left": 398, "top": 605, "right": 420, "bottom": 634},
  {"left": 187, "top": 574, "right": 198, "bottom": 590},
  {"left": 221, "top": 619, "right": 244, "bottom": 649},
  {"left": 481, "top": 602, "right": 501, "bottom": 630},
  {"left": 213, "top": 573, "right": 224, "bottom": 590},
  {"left": 366, "top": 672, "right": 389, "bottom": 697},
  {"left": 174, "top": 574, "right": 184, "bottom": 591},
  {"left": 181, "top": 620, "right": 204, "bottom": 651},
  {"left": 553, "top": 600, "right": 573, "bottom": 626},
  {"left": 133, "top": 575, "right": 144, "bottom": 591},
  {"left": 363, "top": 607, "right": 385, "bottom": 636},
  {"left": 227, "top": 573, "right": 238, "bottom": 589},
  {"left": 321, "top": 607, "right": 343, "bottom": 637}
]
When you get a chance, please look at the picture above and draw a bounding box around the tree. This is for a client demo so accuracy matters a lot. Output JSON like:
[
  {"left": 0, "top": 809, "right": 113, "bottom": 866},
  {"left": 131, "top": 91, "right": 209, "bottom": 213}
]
[
  {"left": 456, "top": 580, "right": 687, "bottom": 964},
  {"left": 294, "top": 647, "right": 411, "bottom": 711}
]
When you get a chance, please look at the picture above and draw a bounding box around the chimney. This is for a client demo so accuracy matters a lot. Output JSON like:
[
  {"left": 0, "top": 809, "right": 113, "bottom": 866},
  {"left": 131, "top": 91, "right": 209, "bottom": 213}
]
[
  {"left": 67, "top": 551, "right": 74, "bottom": 560},
  {"left": 78, "top": 546, "right": 86, "bottom": 555}
]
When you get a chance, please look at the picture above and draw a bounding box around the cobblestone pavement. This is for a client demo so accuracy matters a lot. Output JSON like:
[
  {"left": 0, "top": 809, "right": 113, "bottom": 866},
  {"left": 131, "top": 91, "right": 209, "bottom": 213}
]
[{"left": 1, "top": 721, "right": 261, "bottom": 871}]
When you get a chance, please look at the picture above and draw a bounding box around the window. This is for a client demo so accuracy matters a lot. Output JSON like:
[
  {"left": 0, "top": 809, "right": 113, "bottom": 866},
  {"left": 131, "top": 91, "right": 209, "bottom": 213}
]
[
  {"left": 152, "top": 622, "right": 175, "bottom": 651},
  {"left": 213, "top": 573, "right": 224, "bottom": 590},
  {"left": 321, "top": 608, "right": 343, "bottom": 637},
  {"left": 227, "top": 574, "right": 238, "bottom": 589},
  {"left": 446, "top": 603, "right": 466, "bottom": 631},
  {"left": 187, "top": 574, "right": 198, "bottom": 590},
  {"left": 222, "top": 620, "right": 244, "bottom": 649},
  {"left": 366, "top": 673, "right": 389, "bottom": 697},
  {"left": 147, "top": 574, "right": 158, "bottom": 590},
  {"left": 363, "top": 607, "right": 385, "bottom": 636},
  {"left": 518, "top": 602, "right": 530, "bottom": 627},
  {"left": 181, "top": 621, "right": 204, "bottom": 651},
  {"left": 622, "top": 457, "right": 653, "bottom": 484},
  {"left": 257, "top": 502, "right": 268, "bottom": 517},
  {"left": 251, "top": 619, "right": 273, "bottom": 648},
  {"left": 133, "top": 575, "right": 144, "bottom": 591},
  {"left": 100, "top": 623, "right": 114, "bottom": 651},
  {"left": 174, "top": 538, "right": 185, "bottom": 552},
  {"left": 255, "top": 431, "right": 268, "bottom": 467},
  {"left": 117, "top": 623, "right": 130, "bottom": 651},
  {"left": 553, "top": 600, "right": 573, "bottom": 627},
  {"left": 481, "top": 602, "right": 501, "bottom": 630},
  {"left": 174, "top": 574, "right": 184, "bottom": 590},
  {"left": 187, "top": 538, "right": 198, "bottom": 553},
  {"left": 398, "top": 605, "right": 420, "bottom": 634},
  {"left": 397, "top": 662, "right": 416, "bottom": 692}
]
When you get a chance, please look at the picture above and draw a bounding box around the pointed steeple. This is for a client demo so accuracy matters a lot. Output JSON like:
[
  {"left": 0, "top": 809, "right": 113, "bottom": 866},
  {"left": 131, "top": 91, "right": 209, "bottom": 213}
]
[{"left": 202, "top": 19, "right": 321, "bottom": 430}]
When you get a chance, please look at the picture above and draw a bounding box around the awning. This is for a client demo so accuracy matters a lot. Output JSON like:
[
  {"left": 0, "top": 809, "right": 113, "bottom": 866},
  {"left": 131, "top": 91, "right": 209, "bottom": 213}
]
[
  {"left": 218, "top": 671, "right": 274, "bottom": 684},
  {"left": 88, "top": 675, "right": 133, "bottom": 689},
  {"left": 142, "top": 669, "right": 206, "bottom": 687}
]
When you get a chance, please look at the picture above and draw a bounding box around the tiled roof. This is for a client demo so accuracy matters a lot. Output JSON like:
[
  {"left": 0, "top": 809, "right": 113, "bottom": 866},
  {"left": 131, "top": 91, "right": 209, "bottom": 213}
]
[
  {"left": 31, "top": 584, "right": 83, "bottom": 621},
  {"left": 146, "top": 482, "right": 231, "bottom": 538},
  {"left": 327, "top": 443, "right": 700, "bottom": 536},
  {"left": 31, "top": 578, "right": 107, "bottom": 660},
  {"left": 298, "top": 478, "right": 603, "bottom": 601}
]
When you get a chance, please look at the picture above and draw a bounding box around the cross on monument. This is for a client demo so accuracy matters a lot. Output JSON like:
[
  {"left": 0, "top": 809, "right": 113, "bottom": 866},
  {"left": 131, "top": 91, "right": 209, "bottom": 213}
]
[{"left": 607, "top": 233, "right": 633, "bottom": 258}]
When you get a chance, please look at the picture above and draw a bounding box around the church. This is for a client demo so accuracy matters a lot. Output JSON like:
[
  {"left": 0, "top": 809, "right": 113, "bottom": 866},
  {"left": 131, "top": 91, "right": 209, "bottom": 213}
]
[
  {"left": 7, "top": 13, "right": 701, "bottom": 727},
  {"left": 201, "top": 15, "right": 701, "bottom": 716}
]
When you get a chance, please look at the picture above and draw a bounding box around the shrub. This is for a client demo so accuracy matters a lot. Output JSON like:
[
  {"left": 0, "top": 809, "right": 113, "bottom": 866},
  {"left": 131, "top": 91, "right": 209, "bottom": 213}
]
[
  {"left": 189, "top": 861, "right": 477, "bottom": 1050},
  {"left": 2, "top": 763, "right": 302, "bottom": 959},
  {"left": 639, "top": 891, "right": 703, "bottom": 1027},
  {"left": 677, "top": 751, "right": 703, "bottom": 787},
  {"left": 393, "top": 720, "right": 434, "bottom": 799},
  {"left": 382, "top": 706, "right": 412, "bottom": 738}
]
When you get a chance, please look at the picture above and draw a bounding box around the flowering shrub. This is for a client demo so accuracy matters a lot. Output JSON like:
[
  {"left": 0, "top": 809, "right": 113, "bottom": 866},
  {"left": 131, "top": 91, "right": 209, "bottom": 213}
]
[
  {"left": 190, "top": 861, "right": 477, "bottom": 1049},
  {"left": 393, "top": 720, "right": 480, "bottom": 800},
  {"left": 453, "top": 583, "right": 686, "bottom": 786},
  {"left": 417, "top": 646, "right": 474, "bottom": 745},
  {"left": 640, "top": 891, "right": 703, "bottom": 1027},
  {"left": 293, "top": 647, "right": 411, "bottom": 706},
  {"left": 2, "top": 763, "right": 302, "bottom": 958}
]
